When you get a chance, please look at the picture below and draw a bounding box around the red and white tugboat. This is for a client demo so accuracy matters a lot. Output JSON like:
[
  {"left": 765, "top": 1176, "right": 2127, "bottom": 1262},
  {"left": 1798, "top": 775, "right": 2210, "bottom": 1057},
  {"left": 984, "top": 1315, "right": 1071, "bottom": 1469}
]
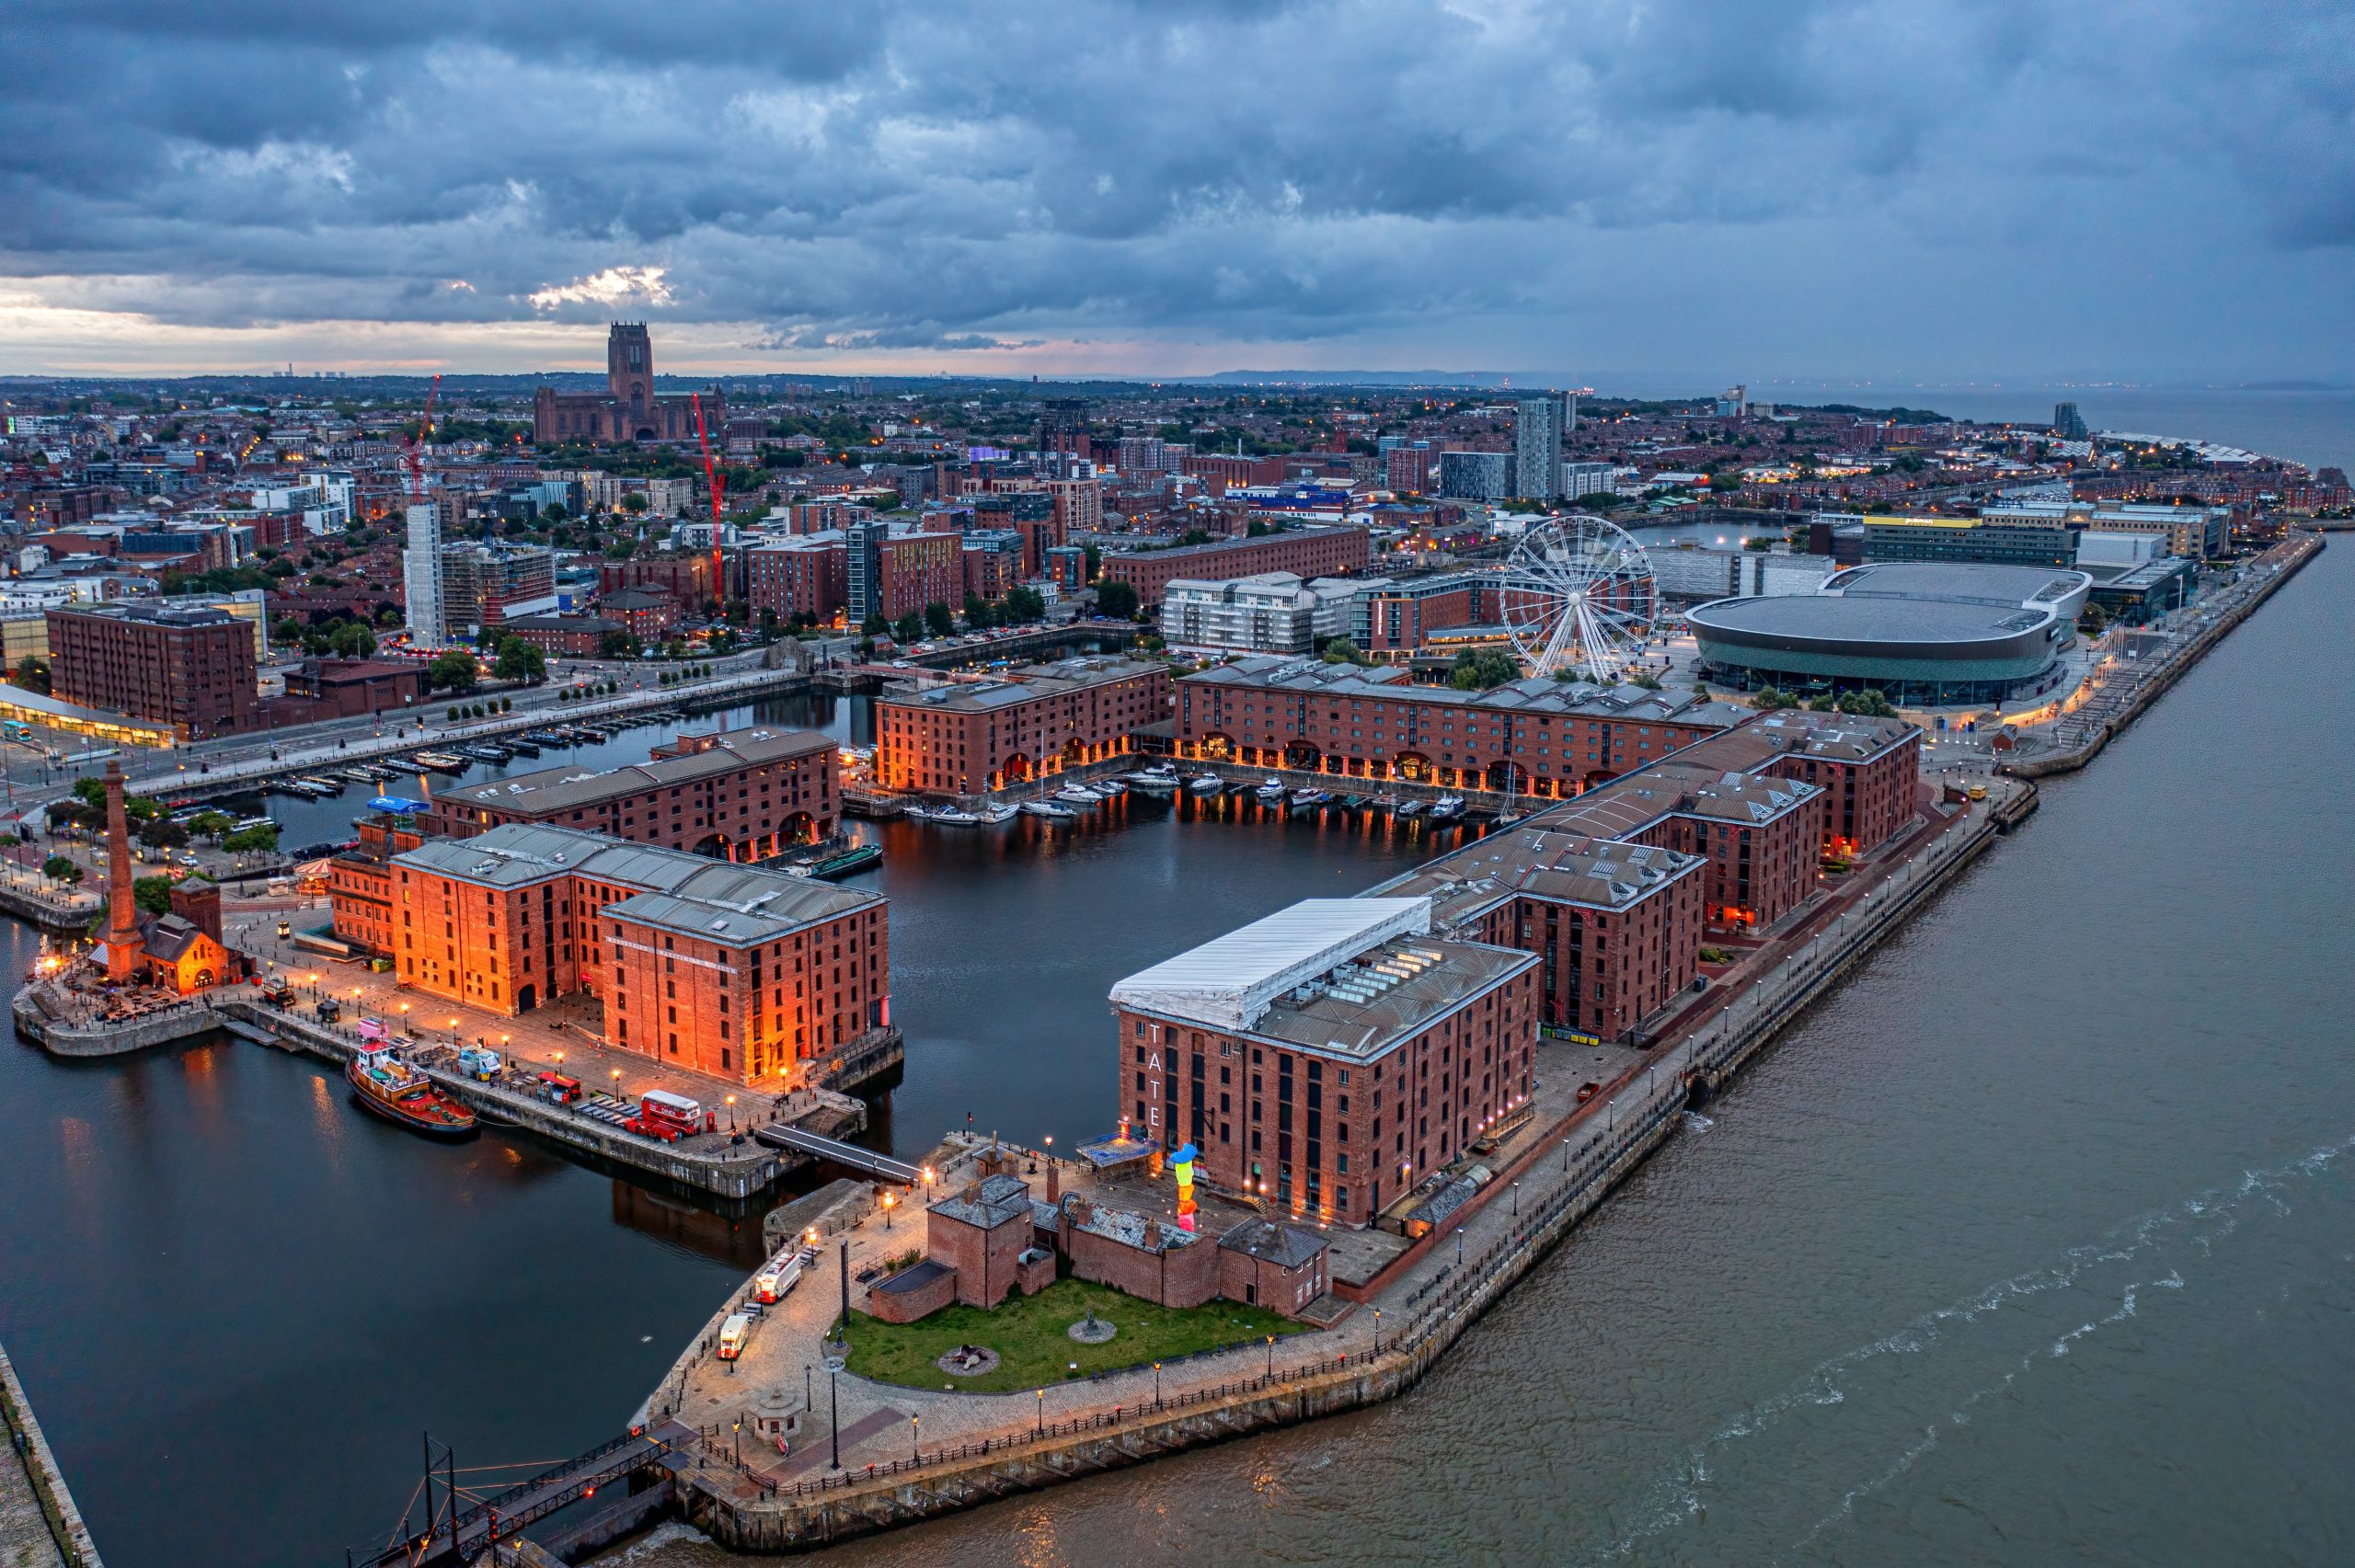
[{"left": 346, "top": 1047, "right": 477, "bottom": 1139}]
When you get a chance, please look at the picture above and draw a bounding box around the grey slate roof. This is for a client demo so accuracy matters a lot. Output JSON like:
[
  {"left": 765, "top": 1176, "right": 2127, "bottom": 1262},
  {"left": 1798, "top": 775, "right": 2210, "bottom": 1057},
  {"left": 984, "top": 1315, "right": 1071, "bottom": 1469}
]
[
  {"left": 392, "top": 822, "right": 880, "bottom": 938},
  {"left": 1215, "top": 1219, "right": 1330, "bottom": 1269},
  {"left": 433, "top": 726, "right": 831, "bottom": 817},
  {"left": 928, "top": 1173, "right": 1034, "bottom": 1230}
]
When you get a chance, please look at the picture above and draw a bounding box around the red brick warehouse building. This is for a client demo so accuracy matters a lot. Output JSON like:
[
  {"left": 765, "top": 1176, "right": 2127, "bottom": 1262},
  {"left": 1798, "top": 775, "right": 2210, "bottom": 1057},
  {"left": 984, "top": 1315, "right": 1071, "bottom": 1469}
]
[
  {"left": 1107, "top": 708, "right": 1930, "bottom": 1219},
  {"left": 1099, "top": 525, "right": 1373, "bottom": 610},
  {"left": 1111, "top": 898, "right": 1540, "bottom": 1227},
  {"left": 875, "top": 656, "right": 1170, "bottom": 795},
  {"left": 1174, "top": 656, "right": 1747, "bottom": 796},
  {"left": 422, "top": 725, "right": 839, "bottom": 858},
  {"left": 498, "top": 613, "right": 624, "bottom": 658},
  {"left": 327, "top": 822, "right": 888, "bottom": 1087},
  {"left": 45, "top": 601, "right": 259, "bottom": 740},
  {"left": 597, "top": 587, "right": 680, "bottom": 642}
]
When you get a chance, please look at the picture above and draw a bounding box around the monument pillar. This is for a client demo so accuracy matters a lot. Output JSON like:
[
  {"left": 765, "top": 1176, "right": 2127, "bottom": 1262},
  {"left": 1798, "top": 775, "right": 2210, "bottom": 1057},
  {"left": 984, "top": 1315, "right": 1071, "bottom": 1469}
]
[{"left": 102, "top": 761, "right": 141, "bottom": 983}]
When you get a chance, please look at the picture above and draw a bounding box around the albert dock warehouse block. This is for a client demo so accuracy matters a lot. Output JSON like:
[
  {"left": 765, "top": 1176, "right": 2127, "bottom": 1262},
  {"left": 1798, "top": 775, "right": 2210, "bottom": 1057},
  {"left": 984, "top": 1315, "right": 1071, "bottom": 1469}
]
[
  {"left": 421, "top": 723, "right": 841, "bottom": 858},
  {"left": 875, "top": 656, "right": 1169, "bottom": 795},
  {"left": 1174, "top": 656, "right": 1751, "bottom": 795},
  {"left": 1120, "top": 707, "right": 1920, "bottom": 1230},
  {"left": 329, "top": 822, "right": 889, "bottom": 1087}
]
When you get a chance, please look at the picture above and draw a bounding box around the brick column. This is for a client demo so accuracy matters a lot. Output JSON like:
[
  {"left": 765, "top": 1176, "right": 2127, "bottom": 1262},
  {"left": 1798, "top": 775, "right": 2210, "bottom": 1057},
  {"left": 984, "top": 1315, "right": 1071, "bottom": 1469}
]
[{"left": 102, "top": 760, "right": 141, "bottom": 982}]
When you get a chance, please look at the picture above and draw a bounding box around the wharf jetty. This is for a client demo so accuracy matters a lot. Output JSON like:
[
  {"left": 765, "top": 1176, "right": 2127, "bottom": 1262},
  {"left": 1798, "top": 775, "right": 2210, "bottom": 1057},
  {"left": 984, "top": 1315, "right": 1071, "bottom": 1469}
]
[
  {"left": 11, "top": 985, "right": 902, "bottom": 1201},
  {"left": 1, "top": 1339, "right": 102, "bottom": 1568},
  {"left": 2005, "top": 530, "right": 2322, "bottom": 780},
  {"left": 0, "top": 883, "right": 103, "bottom": 939}
]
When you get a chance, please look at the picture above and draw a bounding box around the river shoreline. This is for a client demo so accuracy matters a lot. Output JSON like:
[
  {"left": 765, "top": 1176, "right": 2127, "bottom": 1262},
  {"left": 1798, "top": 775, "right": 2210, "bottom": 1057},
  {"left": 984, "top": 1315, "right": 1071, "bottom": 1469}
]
[{"left": 620, "top": 537, "right": 2331, "bottom": 1556}]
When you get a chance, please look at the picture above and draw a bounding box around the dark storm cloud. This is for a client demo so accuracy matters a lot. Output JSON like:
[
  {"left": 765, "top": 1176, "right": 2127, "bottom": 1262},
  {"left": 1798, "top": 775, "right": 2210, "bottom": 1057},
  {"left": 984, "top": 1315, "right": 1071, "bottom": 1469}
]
[{"left": 1, "top": 0, "right": 2349, "bottom": 361}]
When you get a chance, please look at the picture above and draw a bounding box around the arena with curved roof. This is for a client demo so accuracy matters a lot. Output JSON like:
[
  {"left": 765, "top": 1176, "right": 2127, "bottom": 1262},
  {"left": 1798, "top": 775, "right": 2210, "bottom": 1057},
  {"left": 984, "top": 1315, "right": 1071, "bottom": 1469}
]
[{"left": 1689, "top": 562, "right": 2094, "bottom": 707}]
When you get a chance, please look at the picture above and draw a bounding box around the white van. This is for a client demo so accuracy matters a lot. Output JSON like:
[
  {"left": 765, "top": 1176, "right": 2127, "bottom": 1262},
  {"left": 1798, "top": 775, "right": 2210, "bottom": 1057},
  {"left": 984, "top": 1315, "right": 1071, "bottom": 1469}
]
[
  {"left": 753, "top": 1252, "right": 804, "bottom": 1304},
  {"left": 718, "top": 1312, "right": 752, "bottom": 1360}
]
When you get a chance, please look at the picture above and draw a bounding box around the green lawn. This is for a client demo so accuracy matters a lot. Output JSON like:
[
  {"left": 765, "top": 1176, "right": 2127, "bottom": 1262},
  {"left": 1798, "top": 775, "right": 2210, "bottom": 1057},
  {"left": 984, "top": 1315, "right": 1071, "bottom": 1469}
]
[{"left": 840, "top": 1277, "right": 1314, "bottom": 1394}]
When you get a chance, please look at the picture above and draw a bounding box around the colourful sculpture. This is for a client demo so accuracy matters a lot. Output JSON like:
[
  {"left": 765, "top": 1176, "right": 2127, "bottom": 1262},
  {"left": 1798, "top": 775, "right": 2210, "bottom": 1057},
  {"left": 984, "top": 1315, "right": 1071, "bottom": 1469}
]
[{"left": 1173, "top": 1141, "right": 1198, "bottom": 1232}]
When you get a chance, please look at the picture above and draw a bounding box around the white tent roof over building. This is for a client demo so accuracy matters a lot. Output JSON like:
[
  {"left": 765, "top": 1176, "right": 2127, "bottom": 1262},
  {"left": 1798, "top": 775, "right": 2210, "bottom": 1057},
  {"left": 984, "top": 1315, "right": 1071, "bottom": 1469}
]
[{"left": 1109, "top": 898, "right": 1432, "bottom": 1032}]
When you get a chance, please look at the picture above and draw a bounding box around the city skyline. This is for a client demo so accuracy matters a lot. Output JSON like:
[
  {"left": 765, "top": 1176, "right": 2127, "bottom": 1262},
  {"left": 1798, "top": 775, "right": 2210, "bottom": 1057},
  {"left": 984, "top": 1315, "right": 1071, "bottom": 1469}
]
[{"left": 5, "top": 1, "right": 2350, "bottom": 382}]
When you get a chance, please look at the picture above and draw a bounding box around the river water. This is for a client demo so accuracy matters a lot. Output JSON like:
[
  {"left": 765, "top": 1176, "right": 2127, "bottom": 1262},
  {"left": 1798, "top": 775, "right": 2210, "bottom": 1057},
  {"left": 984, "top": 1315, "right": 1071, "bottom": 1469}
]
[{"left": 3, "top": 402, "right": 2347, "bottom": 1565}]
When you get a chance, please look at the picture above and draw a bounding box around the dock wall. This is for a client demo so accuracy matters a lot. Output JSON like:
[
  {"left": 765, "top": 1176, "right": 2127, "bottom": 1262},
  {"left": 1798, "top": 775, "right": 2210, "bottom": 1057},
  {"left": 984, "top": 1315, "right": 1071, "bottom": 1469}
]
[
  {"left": 2004, "top": 532, "right": 2321, "bottom": 782},
  {"left": 0, "top": 1340, "right": 102, "bottom": 1568},
  {"left": 662, "top": 785, "right": 2016, "bottom": 1551},
  {"left": 11, "top": 986, "right": 901, "bottom": 1200},
  {"left": 0, "top": 885, "right": 102, "bottom": 938}
]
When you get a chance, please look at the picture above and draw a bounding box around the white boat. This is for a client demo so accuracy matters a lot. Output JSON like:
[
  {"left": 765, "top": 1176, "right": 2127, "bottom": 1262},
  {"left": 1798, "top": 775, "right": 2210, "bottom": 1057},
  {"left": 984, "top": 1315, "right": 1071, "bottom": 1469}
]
[
  {"left": 1187, "top": 774, "right": 1225, "bottom": 795},
  {"left": 912, "top": 805, "right": 980, "bottom": 826},
  {"left": 1430, "top": 795, "right": 1466, "bottom": 819},
  {"left": 1396, "top": 797, "right": 1427, "bottom": 818},
  {"left": 1020, "top": 799, "right": 1077, "bottom": 820},
  {"left": 975, "top": 801, "right": 1019, "bottom": 824},
  {"left": 1255, "top": 778, "right": 1288, "bottom": 801},
  {"left": 1093, "top": 778, "right": 1127, "bottom": 798},
  {"left": 1056, "top": 784, "right": 1104, "bottom": 805},
  {"left": 1128, "top": 771, "right": 1180, "bottom": 794}
]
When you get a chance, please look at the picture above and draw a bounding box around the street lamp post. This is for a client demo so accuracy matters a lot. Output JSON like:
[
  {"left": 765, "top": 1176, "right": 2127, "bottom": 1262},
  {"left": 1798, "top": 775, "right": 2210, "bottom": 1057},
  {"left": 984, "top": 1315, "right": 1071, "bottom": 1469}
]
[
  {"left": 1036, "top": 1389, "right": 1044, "bottom": 1436},
  {"left": 1373, "top": 1307, "right": 1382, "bottom": 1355},
  {"left": 910, "top": 1414, "right": 919, "bottom": 1463},
  {"left": 828, "top": 1370, "right": 840, "bottom": 1470},
  {"left": 1154, "top": 1361, "right": 1161, "bottom": 1405},
  {"left": 1265, "top": 1335, "right": 1275, "bottom": 1378}
]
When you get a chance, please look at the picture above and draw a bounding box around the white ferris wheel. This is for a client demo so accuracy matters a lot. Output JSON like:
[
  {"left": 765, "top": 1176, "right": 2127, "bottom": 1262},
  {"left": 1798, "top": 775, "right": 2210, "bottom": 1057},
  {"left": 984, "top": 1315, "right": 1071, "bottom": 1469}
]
[{"left": 1499, "top": 516, "right": 1659, "bottom": 683}]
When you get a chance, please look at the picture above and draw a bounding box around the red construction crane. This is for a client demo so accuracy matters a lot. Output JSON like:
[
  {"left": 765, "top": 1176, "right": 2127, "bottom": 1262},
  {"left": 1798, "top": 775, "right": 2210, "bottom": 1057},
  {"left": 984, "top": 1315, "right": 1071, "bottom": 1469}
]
[
  {"left": 403, "top": 373, "right": 442, "bottom": 504},
  {"left": 691, "top": 392, "right": 726, "bottom": 618}
]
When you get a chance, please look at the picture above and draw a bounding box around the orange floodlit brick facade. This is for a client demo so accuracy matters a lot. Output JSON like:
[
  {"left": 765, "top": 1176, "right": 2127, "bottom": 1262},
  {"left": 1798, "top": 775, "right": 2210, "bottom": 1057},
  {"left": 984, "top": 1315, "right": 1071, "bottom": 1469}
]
[
  {"left": 1176, "top": 656, "right": 1745, "bottom": 795},
  {"left": 1111, "top": 899, "right": 1541, "bottom": 1226},
  {"left": 330, "top": 823, "right": 888, "bottom": 1087},
  {"left": 876, "top": 656, "right": 1170, "bottom": 795}
]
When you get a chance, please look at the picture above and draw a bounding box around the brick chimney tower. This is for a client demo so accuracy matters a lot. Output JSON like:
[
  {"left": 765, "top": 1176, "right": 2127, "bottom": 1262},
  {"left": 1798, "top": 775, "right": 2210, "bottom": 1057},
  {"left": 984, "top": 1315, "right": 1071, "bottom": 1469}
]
[{"left": 102, "top": 760, "right": 141, "bottom": 983}]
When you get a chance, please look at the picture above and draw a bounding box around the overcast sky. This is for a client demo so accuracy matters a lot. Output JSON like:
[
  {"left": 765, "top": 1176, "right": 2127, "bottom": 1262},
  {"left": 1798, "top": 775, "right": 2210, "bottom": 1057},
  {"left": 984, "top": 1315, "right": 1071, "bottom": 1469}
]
[{"left": 3, "top": 0, "right": 2349, "bottom": 382}]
